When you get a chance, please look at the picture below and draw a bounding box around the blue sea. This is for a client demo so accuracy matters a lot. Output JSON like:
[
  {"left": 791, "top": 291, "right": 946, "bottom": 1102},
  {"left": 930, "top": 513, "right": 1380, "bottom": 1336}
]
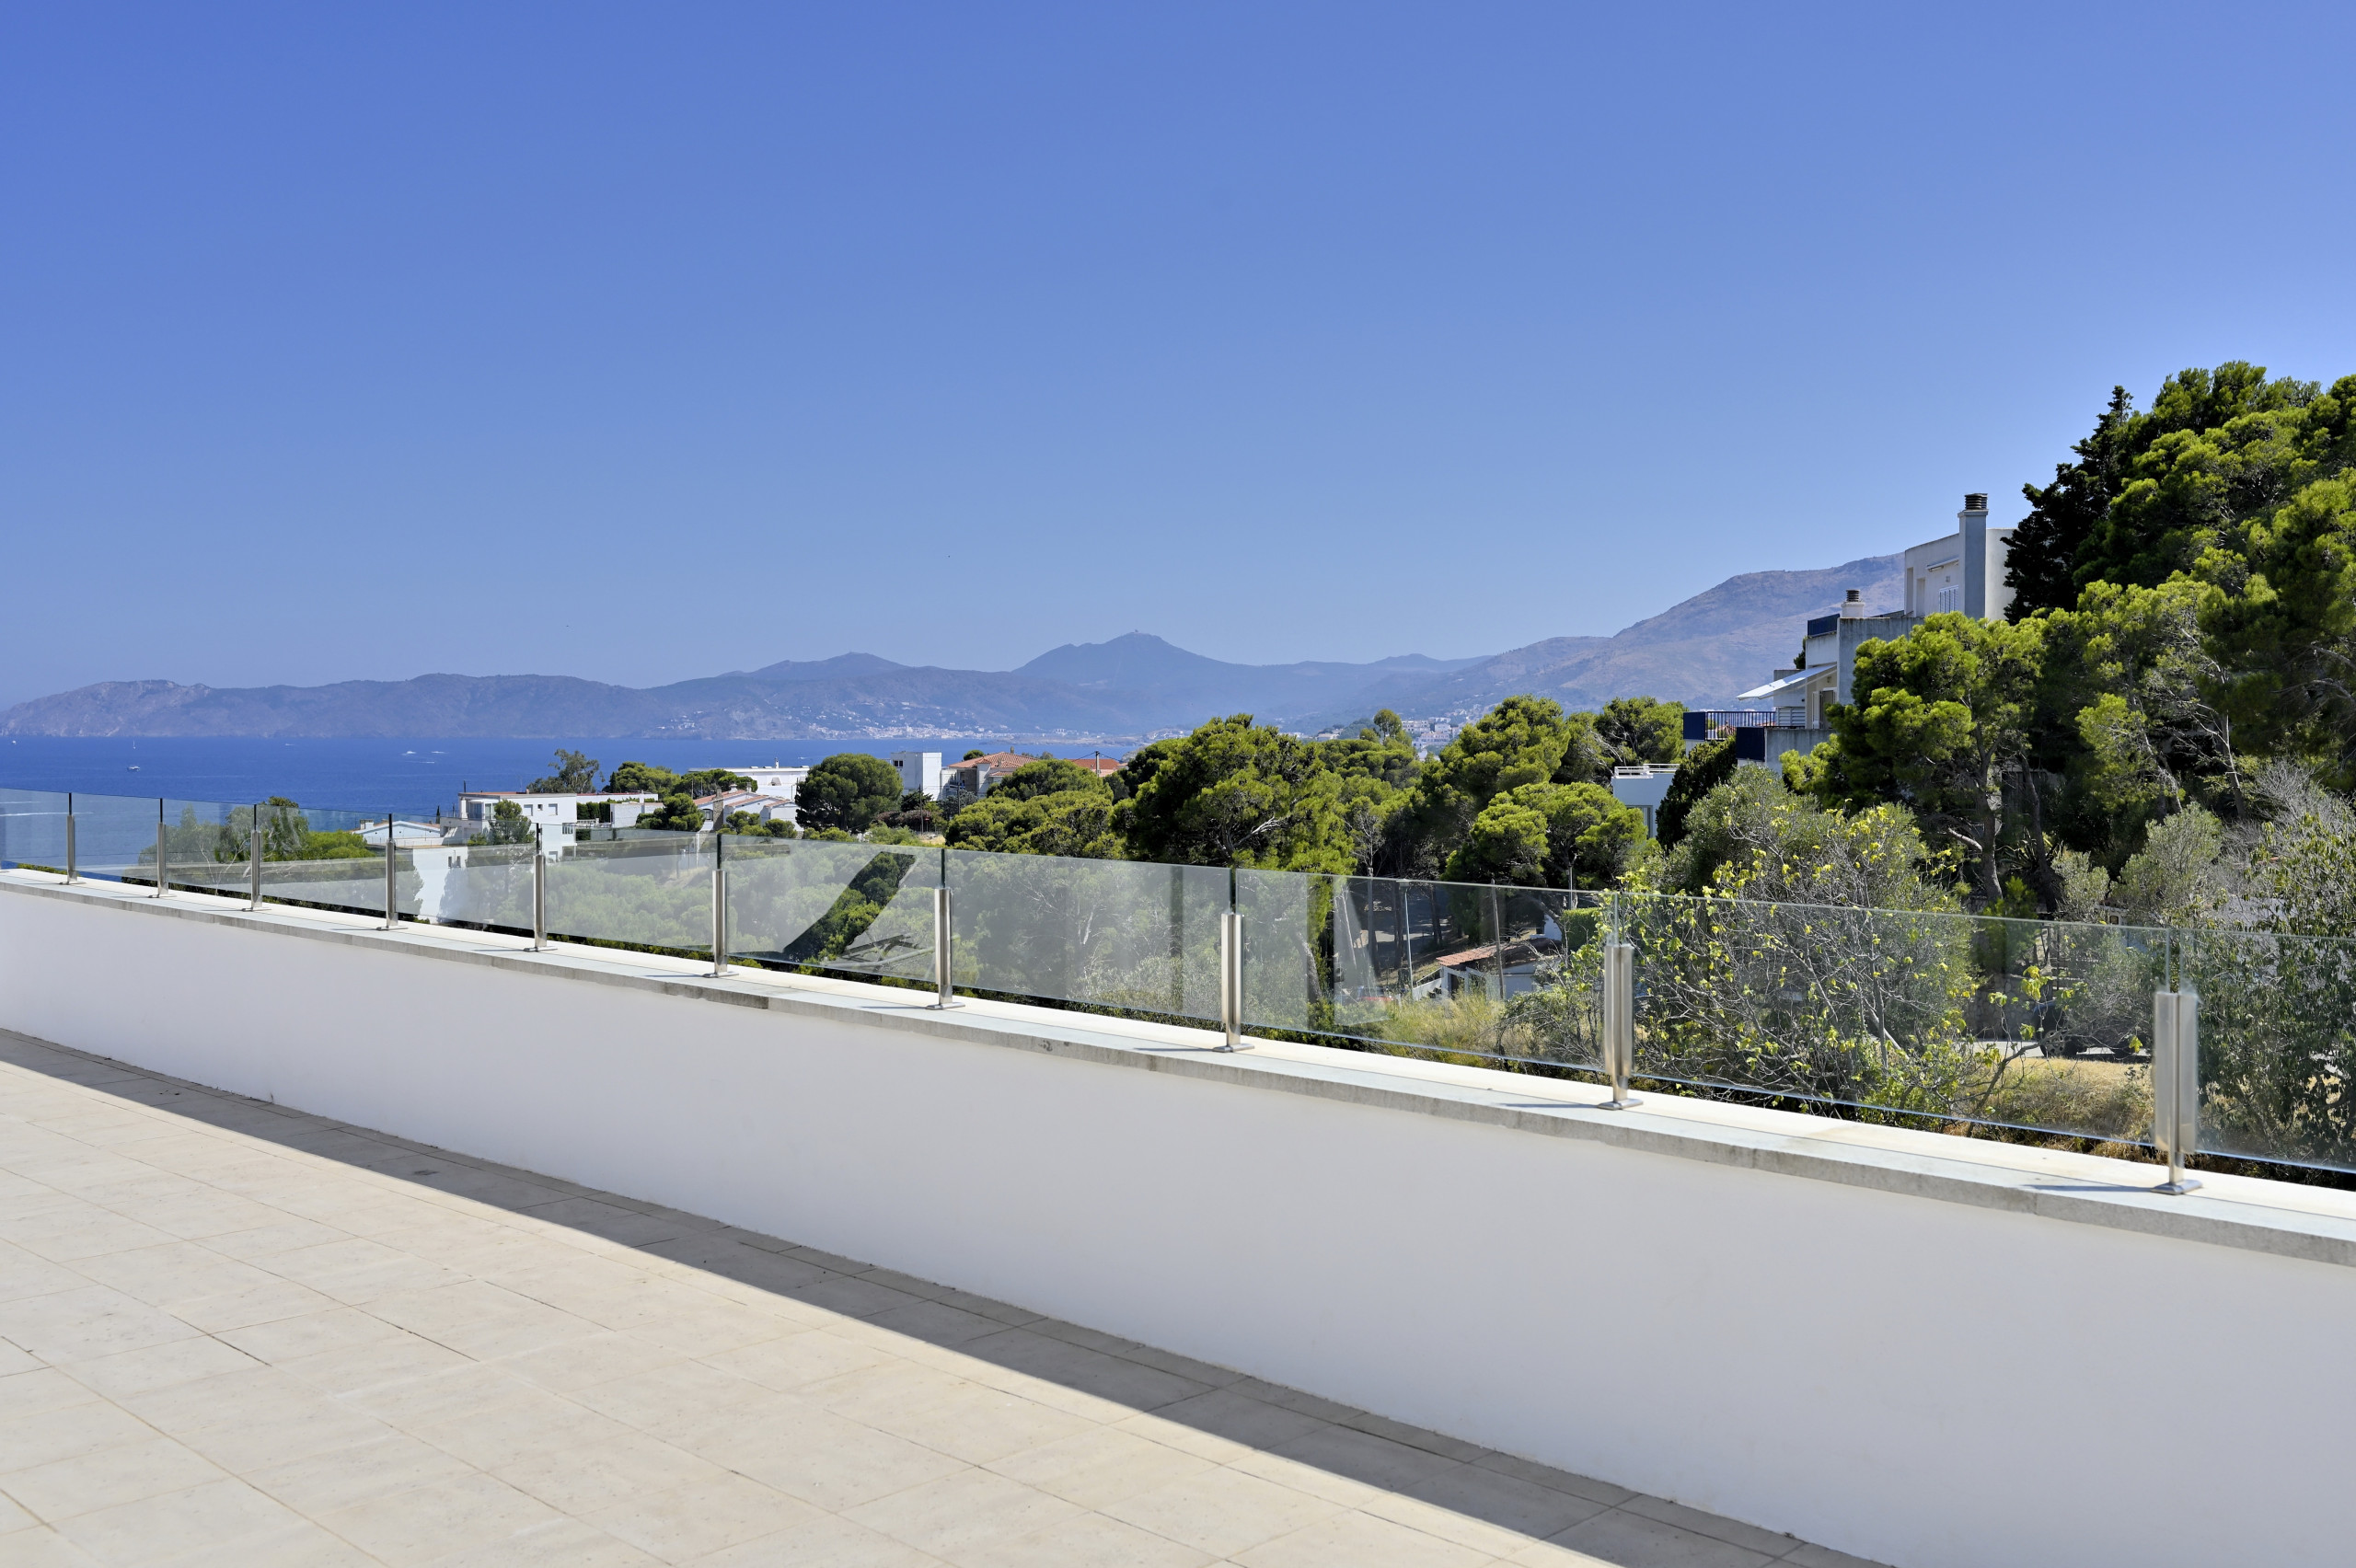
[{"left": 0, "top": 736, "right": 1129, "bottom": 815}]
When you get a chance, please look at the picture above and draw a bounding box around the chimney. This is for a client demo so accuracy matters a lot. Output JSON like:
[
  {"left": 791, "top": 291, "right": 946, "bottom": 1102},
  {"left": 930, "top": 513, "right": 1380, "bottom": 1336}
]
[
  {"left": 1963, "top": 492, "right": 1988, "bottom": 513},
  {"left": 1840, "top": 587, "right": 1865, "bottom": 619}
]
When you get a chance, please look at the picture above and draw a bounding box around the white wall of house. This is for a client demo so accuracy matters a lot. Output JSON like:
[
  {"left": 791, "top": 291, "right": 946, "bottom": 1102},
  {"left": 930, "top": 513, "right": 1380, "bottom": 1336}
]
[
  {"left": 2, "top": 881, "right": 2350, "bottom": 1568},
  {"left": 890, "top": 752, "right": 943, "bottom": 800}
]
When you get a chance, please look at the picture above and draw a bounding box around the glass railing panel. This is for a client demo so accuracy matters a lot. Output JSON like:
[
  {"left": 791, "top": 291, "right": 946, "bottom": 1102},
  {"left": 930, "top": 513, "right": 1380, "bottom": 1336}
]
[
  {"left": 1288, "top": 877, "right": 1604, "bottom": 1069},
  {"left": 1621, "top": 894, "right": 2164, "bottom": 1143},
  {"left": 1236, "top": 868, "right": 1311, "bottom": 1031},
  {"left": 2184, "top": 926, "right": 2356, "bottom": 1172},
  {"left": 0, "top": 789, "right": 72, "bottom": 872},
  {"left": 948, "top": 849, "right": 1227, "bottom": 1022},
  {"left": 725, "top": 836, "right": 940, "bottom": 981},
  {"left": 417, "top": 839, "right": 537, "bottom": 931},
  {"left": 67, "top": 791, "right": 169, "bottom": 886},
  {"left": 156, "top": 797, "right": 249, "bottom": 897},
  {"left": 546, "top": 830, "right": 714, "bottom": 954},
  {"left": 249, "top": 802, "right": 405, "bottom": 917}
]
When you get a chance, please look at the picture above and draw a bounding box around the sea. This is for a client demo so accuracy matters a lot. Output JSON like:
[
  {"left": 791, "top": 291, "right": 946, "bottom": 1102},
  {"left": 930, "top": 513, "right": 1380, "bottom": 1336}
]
[{"left": 0, "top": 736, "right": 1130, "bottom": 815}]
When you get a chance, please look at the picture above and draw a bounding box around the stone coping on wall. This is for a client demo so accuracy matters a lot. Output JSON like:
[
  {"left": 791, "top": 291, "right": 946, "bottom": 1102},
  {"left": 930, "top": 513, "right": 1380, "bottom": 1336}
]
[{"left": 7, "top": 866, "right": 2355, "bottom": 1273}]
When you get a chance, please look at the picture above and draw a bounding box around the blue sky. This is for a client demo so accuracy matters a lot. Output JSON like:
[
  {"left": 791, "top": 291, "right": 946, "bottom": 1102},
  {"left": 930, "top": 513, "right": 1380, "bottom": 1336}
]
[{"left": 4, "top": 2, "right": 2352, "bottom": 705}]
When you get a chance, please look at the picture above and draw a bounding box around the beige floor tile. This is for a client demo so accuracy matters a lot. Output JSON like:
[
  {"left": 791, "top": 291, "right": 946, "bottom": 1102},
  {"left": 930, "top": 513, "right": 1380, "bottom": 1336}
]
[
  {"left": 584, "top": 1471, "right": 827, "bottom": 1562},
  {"left": 52, "top": 1477, "right": 304, "bottom": 1564},
  {"left": 147, "top": 1517, "right": 383, "bottom": 1566},
  {"left": 570, "top": 1360, "right": 780, "bottom": 1438},
  {"left": 242, "top": 1236, "right": 465, "bottom": 1304},
  {"left": 0, "top": 1489, "right": 33, "bottom": 1530},
  {"left": 408, "top": 1383, "right": 636, "bottom": 1471},
  {"left": 315, "top": 1470, "right": 567, "bottom": 1567},
  {"left": 964, "top": 1508, "right": 1218, "bottom": 1567},
  {"left": 868, "top": 1381, "right": 1102, "bottom": 1467},
  {"left": 0, "top": 1368, "right": 110, "bottom": 1424},
  {"left": 1542, "top": 1509, "right": 1780, "bottom": 1568},
  {"left": 495, "top": 1428, "right": 732, "bottom": 1515},
  {"left": 802, "top": 1358, "right": 976, "bottom": 1426},
  {"left": 694, "top": 1402, "right": 970, "bottom": 1513},
  {"left": 495, "top": 1331, "right": 692, "bottom": 1394},
  {"left": 986, "top": 1424, "right": 1218, "bottom": 1509},
  {"left": 423, "top": 1516, "right": 665, "bottom": 1567},
  {"left": 703, "top": 1329, "right": 898, "bottom": 1392},
  {"left": 271, "top": 1330, "right": 475, "bottom": 1398},
  {"left": 843, "top": 1466, "right": 1083, "bottom": 1559},
  {"left": 686, "top": 1511, "right": 950, "bottom": 1565},
  {"left": 0, "top": 1399, "right": 158, "bottom": 1473},
  {"left": 0, "top": 1340, "right": 40, "bottom": 1378},
  {"left": 0, "top": 1525, "right": 104, "bottom": 1565},
  {"left": 1232, "top": 1507, "right": 1497, "bottom": 1568},
  {"left": 214, "top": 1304, "right": 409, "bottom": 1364},
  {"left": 56, "top": 1336, "right": 260, "bottom": 1401},
  {"left": 0, "top": 1249, "right": 87, "bottom": 1305},
  {"left": 0, "top": 1434, "right": 227, "bottom": 1522},
  {"left": 241, "top": 1432, "right": 476, "bottom": 1516},
  {"left": 1101, "top": 1466, "right": 1344, "bottom": 1558},
  {"left": 0, "top": 1285, "right": 202, "bottom": 1364}
]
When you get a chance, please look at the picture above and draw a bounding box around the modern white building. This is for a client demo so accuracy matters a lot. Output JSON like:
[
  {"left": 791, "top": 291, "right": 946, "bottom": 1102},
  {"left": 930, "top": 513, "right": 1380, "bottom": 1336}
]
[
  {"left": 1731, "top": 494, "right": 2016, "bottom": 766},
  {"left": 889, "top": 752, "right": 942, "bottom": 800},
  {"left": 726, "top": 764, "right": 811, "bottom": 801},
  {"left": 453, "top": 791, "right": 659, "bottom": 834},
  {"left": 1608, "top": 764, "right": 1679, "bottom": 836},
  {"left": 698, "top": 790, "right": 797, "bottom": 830}
]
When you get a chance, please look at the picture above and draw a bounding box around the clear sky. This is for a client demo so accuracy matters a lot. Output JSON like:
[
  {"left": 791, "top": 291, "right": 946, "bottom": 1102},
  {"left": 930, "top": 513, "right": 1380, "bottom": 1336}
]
[{"left": 5, "top": 3, "right": 2353, "bottom": 706}]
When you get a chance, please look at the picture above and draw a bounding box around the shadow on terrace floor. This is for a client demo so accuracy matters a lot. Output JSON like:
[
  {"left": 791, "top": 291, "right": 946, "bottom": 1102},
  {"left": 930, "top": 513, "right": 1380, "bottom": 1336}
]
[{"left": 0, "top": 1028, "right": 1883, "bottom": 1568}]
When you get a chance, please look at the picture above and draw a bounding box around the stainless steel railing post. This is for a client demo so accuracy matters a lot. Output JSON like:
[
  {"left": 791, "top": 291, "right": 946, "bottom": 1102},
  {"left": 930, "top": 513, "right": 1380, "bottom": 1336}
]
[
  {"left": 1217, "top": 910, "right": 1249, "bottom": 1051},
  {"left": 709, "top": 831, "right": 727, "bottom": 977},
  {"left": 64, "top": 793, "right": 77, "bottom": 883},
  {"left": 1598, "top": 940, "right": 1642, "bottom": 1108},
  {"left": 154, "top": 801, "right": 167, "bottom": 898},
  {"left": 2152, "top": 988, "right": 2202, "bottom": 1194},
  {"left": 928, "top": 886, "right": 962, "bottom": 1009},
  {"left": 532, "top": 826, "right": 549, "bottom": 951},
  {"left": 382, "top": 813, "right": 397, "bottom": 929},
  {"left": 248, "top": 816, "right": 263, "bottom": 910}
]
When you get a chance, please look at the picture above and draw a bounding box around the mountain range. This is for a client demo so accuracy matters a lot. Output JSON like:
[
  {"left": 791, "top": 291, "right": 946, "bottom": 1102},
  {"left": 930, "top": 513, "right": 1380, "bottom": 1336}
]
[{"left": 0, "top": 554, "right": 1902, "bottom": 741}]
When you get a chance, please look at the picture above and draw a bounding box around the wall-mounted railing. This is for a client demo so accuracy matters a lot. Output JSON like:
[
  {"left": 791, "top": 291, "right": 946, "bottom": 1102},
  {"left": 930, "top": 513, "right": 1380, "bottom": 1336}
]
[{"left": 5, "top": 784, "right": 2352, "bottom": 1184}]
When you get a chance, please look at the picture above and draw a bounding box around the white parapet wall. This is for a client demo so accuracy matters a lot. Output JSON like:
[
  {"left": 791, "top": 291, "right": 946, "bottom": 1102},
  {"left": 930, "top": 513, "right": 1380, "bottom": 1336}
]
[{"left": 3, "top": 873, "right": 2353, "bottom": 1568}]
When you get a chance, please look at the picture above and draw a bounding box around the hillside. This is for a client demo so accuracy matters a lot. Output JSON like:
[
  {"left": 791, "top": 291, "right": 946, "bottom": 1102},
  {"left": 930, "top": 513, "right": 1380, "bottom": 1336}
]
[
  {"left": 0, "top": 556, "right": 1903, "bottom": 739},
  {"left": 1296, "top": 554, "right": 1903, "bottom": 728}
]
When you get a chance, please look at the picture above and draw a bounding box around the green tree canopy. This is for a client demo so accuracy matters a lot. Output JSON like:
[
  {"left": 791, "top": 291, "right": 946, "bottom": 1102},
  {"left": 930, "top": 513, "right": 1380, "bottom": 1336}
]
[
  {"left": 1655, "top": 735, "right": 1738, "bottom": 849},
  {"left": 979, "top": 758, "right": 1105, "bottom": 805},
  {"left": 1594, "top": 696, "right": 1684, "bottom": 767},
  {"left": 527, "top": 749, "right": 599, "bottom": 794},
  {"left": 606, "top": 761, "right": 754, "bottom": 799},
  {"left": 1445, "top": 781, "right": 1643, "bottom": 889},
  {"left": 945, "top": 789, "right": 1122, "bottom": 858},
  {"left": 1795, "top": 613, "right": 2046, "bottom": 902},
  {"left": 1114, "top": 715, "right": 1351, "bottom": 872},
  {"left": 795, "top": 754, "right": 903, "bottom": 835},
  {"left": 1400, "top": 696, "right": 1601, "bottom": 872}
]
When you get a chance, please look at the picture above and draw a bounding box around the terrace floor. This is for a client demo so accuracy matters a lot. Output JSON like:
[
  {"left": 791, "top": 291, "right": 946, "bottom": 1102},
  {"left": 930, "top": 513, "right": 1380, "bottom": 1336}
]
[{"left": 0, "top": 1029, "right": 1884, "bottom": 1568}]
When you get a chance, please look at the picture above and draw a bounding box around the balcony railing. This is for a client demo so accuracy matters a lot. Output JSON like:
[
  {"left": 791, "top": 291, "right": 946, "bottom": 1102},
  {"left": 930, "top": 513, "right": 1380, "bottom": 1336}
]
[{"left": 6, "top": 784, "right": 2353, "bottom": 1184}]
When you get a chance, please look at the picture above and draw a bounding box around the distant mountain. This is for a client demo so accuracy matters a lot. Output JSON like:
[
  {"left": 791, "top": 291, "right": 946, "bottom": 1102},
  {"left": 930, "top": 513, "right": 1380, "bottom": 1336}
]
[
  {"left": 1016, "top": 633, "right": 1479, "bottom": 730},
  {"left": 1298, "top": 554, "right": 1904, "bottom": 730},
  {"left": 736, "top": 652, "right": 907, "bottom": 682},
  {"left": 0, "top": 557, "right": 1904, "bottom": 741}
]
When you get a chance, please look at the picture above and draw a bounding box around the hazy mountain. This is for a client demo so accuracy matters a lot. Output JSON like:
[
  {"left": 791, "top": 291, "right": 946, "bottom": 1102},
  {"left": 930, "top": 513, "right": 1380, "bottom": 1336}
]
[
  {"left": 0, "top": 557, "right": 1904, "bottom": 740},
  {"left": 736, "top": 652, "right": 907, "bottom": 682},
  {"left": 1017, "top": 634, "right": 1479, "bottom": 729},
  {"left": 1298, "top": 554, "right": 1904, "bottom": 729}
]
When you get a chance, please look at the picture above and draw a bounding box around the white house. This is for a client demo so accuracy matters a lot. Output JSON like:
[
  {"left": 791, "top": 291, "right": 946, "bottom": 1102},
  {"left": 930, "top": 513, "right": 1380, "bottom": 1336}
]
[
  {"left": 1730, "top": 494, "right": 2016, "bottom": 767},
  {"left": 1608, "top": 765, "right": 1679, "bottom": 836},
  {"left": 890, "top": 753, "right": 942, "bottom": 800},
  {"left": 454, "top": 791, "right": 660, "bottom": 834},
  {"left": 698, "top": 790, "right": 797, "bottom": 830},
  {"left": 724, "top": 765, "right": 810, "bottom": 801}
]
